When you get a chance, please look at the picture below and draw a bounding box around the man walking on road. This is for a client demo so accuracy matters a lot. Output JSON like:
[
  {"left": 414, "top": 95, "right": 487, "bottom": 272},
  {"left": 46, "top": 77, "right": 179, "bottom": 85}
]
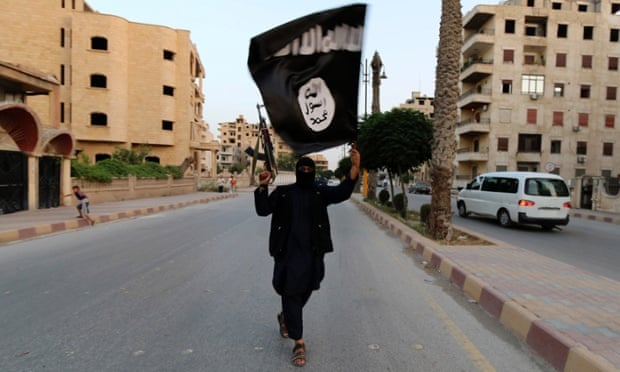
[{"left": 254, "top": 148, "right": 360, "bottom": 367}]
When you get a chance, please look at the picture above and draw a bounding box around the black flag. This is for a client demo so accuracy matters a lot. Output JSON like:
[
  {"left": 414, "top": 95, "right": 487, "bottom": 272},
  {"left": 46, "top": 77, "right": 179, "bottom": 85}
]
[{"left": 248, "top": 4, "right": 366, "bottom": 154}]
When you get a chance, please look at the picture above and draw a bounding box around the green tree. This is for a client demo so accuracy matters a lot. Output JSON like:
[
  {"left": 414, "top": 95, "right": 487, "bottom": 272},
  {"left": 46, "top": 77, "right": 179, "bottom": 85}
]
[
  {"left": 429, "top": 0, "right": 461, "bottom": 240},
  {"left": 358, "top": 108, "right": 433, "bottom": 218},
  {"left": 277, "top": 153, "right": 299, "bottom": 171}
]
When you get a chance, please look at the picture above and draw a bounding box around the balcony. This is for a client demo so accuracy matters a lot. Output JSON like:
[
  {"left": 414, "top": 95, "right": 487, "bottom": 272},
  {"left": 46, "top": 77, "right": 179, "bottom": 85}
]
[
  {"left": 461, "top": 58, "right": 493, "bottom": 84},
  {"left": 458, "top": 88, "right": 492, "bottom": 110},
  {"left": 516, "top": 151, "right": 542, "bottom": 163},
  {"left": 463, "top": 29, "right": 495, "bottom": 57},
  {"left": 456, "top": 147, "right": 489, "bottom": 163},
  {"left": 456, "top": 117, "right": 491, "bottom": 136}
]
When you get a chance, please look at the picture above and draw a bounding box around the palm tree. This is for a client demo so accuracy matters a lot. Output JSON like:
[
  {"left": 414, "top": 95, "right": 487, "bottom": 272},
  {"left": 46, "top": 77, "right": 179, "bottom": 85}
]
[{"left": 429, "top": 0, "right": 462, "bottom": 240}]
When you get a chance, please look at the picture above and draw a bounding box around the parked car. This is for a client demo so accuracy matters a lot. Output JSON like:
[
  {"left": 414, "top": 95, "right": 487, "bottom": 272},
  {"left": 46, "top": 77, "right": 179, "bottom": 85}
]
[
  {"left": 408, "top": 182, "right": 431, "bottom": 194},
  {"left": 456, "top": 171, "right": 571, "bottom": 230}
]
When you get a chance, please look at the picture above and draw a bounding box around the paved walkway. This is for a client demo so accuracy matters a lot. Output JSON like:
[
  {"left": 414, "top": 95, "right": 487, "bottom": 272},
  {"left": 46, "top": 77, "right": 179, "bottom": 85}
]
[{"left": 0, "top": 190, "right": 618, "bottom": 371}]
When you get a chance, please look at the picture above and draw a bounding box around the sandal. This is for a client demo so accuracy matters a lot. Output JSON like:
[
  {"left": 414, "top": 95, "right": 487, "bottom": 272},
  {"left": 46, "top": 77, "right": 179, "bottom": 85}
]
[
  {"left": 277, "top": 312, "right": 288, "bottom": 338},
  {"left": 291, "top": 342, "right": 306, "bottom": 367}
]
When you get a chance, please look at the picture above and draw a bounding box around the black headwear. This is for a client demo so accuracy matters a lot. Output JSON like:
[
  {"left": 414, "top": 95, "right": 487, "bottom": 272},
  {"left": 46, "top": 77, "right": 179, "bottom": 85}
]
[{"left": 295, "top": 157, "right": 316, "bottom": 188}]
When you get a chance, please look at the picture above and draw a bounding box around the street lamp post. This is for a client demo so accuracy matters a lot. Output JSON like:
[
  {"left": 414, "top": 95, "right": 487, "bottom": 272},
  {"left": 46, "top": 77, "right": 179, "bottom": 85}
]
[{"left": 361, "top": 58, "right": 370, "bottom": 119}]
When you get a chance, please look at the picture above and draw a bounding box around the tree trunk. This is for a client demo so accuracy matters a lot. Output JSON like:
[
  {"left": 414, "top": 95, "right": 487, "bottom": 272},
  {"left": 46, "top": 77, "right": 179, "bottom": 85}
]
[{"left": 429, "top": 0, "right": 461, "bottom": 240}]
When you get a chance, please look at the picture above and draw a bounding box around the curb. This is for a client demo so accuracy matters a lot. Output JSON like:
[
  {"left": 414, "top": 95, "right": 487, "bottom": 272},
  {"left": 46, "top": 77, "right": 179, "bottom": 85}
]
[
  {"left": 351, "top": 198, "right": 616, "bottom": 372},
  {"left": 570, "top": 210, "right": 620, "bottom": 225},
  {"left": 0, "top": 193, "right": 237, "bottom": 244}
]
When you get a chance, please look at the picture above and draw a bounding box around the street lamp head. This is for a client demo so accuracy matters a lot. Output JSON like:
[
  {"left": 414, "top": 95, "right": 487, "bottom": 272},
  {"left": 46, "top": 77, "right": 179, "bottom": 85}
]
[{"left": 380, "top": 68, "right": 387, "bottom": 79}]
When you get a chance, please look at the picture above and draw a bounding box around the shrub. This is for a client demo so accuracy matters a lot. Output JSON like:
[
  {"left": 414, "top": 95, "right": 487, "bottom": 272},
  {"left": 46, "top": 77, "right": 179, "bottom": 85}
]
[
  {"left": 420, "top": 203, "right": 431, "bottom": 223},
  {"left": 378, "top": 189, "right": 390, "bottom": 204},
  {"left": 393, "top": 193, "right": 406, "bottom": 212}
]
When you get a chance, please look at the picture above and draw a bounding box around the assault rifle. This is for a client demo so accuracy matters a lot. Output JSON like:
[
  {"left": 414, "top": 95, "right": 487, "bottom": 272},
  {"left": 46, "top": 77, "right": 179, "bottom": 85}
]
[{"left": 245, "top": 103, "right": 277, "bottom": 183}]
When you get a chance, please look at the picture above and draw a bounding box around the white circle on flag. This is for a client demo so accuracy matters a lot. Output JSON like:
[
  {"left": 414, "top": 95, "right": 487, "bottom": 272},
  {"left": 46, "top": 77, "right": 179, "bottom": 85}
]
[{"left": 297, "top": 77, "right": 335, "bottom": 132}]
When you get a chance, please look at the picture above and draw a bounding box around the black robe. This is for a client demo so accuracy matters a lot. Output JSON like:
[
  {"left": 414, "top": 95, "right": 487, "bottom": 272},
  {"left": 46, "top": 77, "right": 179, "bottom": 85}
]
[{"left": 254, "top": 177, "right": 357, "bottom": 295}]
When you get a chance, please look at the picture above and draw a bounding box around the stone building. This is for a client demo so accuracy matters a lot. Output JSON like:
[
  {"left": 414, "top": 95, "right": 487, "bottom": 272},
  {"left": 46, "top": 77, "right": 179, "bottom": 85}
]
[
  {"left": 1, "top": 61, "right": 74, "bottom": 214},
  {"left": 457, "top": 0, "right": 620, "bottom": 188},
  {"left": 0, "top": 0, "right": 219, "bottom": 182},
  {"left": 399, "top": 91, "right": 435, "bottom": 119},
  {"left": 217, "top": 114, "right": 294, "bottom": 171}
]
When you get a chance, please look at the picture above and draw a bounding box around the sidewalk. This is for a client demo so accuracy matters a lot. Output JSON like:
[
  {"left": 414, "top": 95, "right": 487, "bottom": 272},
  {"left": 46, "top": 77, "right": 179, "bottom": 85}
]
[
  {"left": 0, "top": 191, "right": 237, "bottom": 244},
  {"left": 0, "top": 191, "right": 618, "bottom": 371},
  {"left": 351, "top": 195, "right": 619, "bottom": 372}
]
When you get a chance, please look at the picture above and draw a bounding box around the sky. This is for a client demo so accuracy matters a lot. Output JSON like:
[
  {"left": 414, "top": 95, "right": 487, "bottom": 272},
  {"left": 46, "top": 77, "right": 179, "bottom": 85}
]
[{"left": 86, "top": 0, "right": 487, "bottom": 168}]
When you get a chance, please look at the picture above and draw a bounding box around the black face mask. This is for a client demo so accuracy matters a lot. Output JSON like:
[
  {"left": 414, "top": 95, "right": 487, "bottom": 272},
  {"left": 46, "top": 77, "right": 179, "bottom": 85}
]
[{"left": 295, "top": 157, "right": 316, "bottom": 188}]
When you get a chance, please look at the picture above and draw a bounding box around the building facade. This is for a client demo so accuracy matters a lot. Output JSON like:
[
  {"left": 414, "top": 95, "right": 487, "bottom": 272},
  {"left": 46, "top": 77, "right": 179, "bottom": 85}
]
[
  {"left": 217, "top": 114, "right": 292, "bottom": 171},
  {"left": 0, "top": 0, "right": 219, "bottom": 179},
  {"left": 457, "top": 0, "right": 620, "bottom": 187}
]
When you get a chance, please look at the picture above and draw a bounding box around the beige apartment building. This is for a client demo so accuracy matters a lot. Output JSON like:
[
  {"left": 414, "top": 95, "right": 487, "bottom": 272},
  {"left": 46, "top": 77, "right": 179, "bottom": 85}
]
[
  {"left": 0, "top": 0, "right": 219, "bottom": 179},
  {"left": 457, "top": 0, "right": 620, "bottom": 188},
  {"left": 399, "top": 91, "right": 435, "bottom": 119},
  {"left": 217, "top": 114, "right": 329, "bottom": 172}
]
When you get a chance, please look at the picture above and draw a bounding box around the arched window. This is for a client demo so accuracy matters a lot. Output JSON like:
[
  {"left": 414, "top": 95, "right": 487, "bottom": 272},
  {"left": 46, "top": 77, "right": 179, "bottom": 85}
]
[
  {"left": 90, "top": 74, "right": 107, "bottom": 88},
  {"left": 91, "top": 36, "right": 108, "bottom": 51},
  {"left": 90, "top": 112, "right": 107, "bottom": 126}
]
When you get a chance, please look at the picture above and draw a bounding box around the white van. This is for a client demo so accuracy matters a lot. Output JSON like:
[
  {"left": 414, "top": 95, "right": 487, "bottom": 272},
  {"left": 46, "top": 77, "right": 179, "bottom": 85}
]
[{"left": 457, "top": 172, "right": 571, "bottom": 230}]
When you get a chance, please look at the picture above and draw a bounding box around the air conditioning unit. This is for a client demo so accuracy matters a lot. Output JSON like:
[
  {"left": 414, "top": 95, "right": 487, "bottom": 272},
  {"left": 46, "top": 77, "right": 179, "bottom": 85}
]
[
  {"left": 530, "top": 93, "right": 539, "bottom": 100},
  {"left": 572, "top": 126, "right": 581, "bottom": 132},
  {"left": 577, "top": 155, "right": 587, "bottom": 163}
]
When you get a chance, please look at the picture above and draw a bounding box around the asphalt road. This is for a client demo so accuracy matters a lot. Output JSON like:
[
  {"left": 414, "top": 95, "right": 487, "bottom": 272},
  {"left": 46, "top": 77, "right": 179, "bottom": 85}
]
[
  {"left": 404, "top": 192, "right": 620, "bottom": 282},
  {"left": 0, "top": 193, "right": 552, "bottom": 371}
]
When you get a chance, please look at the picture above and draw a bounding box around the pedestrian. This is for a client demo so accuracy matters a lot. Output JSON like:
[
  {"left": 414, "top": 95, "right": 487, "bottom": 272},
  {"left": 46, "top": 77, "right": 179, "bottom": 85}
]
[
  {"left": 65, "top": 185, "right": 95, "bottom": 226},
  {"left": 229, "top": 175, "right": 237, "bottom": 193},
  {"left": 217, "top": 175, "right": 225, "bottom": 193},
  {"left": 254, "top": 148, "right": 360, "bottom": 367}
]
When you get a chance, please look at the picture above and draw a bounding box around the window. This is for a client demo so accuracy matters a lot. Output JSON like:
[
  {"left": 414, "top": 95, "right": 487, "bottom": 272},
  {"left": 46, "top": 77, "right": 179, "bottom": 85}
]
[
  {"left": 505, "top": 19, "right": 516, "bottom": 34},
  {"left": 527, "top": 108, "right": 537, "bottom": 124},
  {"left": 502, "top": 80, "right": 512, "bottom": 94},
  {"left": 518, "top": 134, "right": 542, "bottom": 152},
  {"left": 611, "top": 29, "right": 620, "bottom": 42},
  {"left": 603, "top": 143, "right": 614, "bottom": 156},
  {"left": 527, "top": 0, "right": 535, "bottom": 6},
  {"left": 90, "top": 74, "right": 107, "bottom": 88},
  {"left": 607, "top": 86, "right": 617, "bottom": 100},
  {"left": 95, "top": 154, "right": 111, "bottom": 162},
  {"left": 61, "top": 28, "right": 65, "bottom": 47},
  {"left": 613, "top": 3, "right": 620, "bottom": 14},
  {"left": 550, "top": 140, "right": 562, "bottom": 153},
  {"left": 553, "top": 111, "right": 564, "bottom": 126},
  {"left": 163, "top": 85, "right": 175, "bottom": 96},
  {"left": 605, "top": 114, "right": 616, "bottom": 128},
  {"left": 524, "top": 54, "right": 536, "bottom": 65},
  {"left": 557, "top": 24, "right": 568, "bottom": 38},
  {"left": 163, "top": 50, "right": 175, "bottom": 60},
  {"left": 576, "top": 141, "right": 587, "bottom": 155},
  {"left": 578, "top": 4, "right": 588, "bottom": 11},
  {"left": 552, "top": 2, "right": 562, "bottom": 10},
  {"left": 499, "top": 108, "right": 512, "bottom": 123},
  {"left": 162, "top": 120, "right": 174, "bottom": 131},
  {"left": 498, "top": 137, "right": 509, "bottom": 152},
  {"left": 503, "top": 49, "right": 514, "bottom": 63},
  {"left": 521, "top": 74, "right": 544, "bottom": 94},
  {"left": 90, "top": 112, "right": 107, "bottom": 126},
  {"left": 556, "top": 53, "right": 567, "bottom": 67},
  {"left": 582, "top": 55, "right": 592, "bottom": 68},
  {"left": 91, "top": 36, "right": 108, "bottom": 51},
  {"left": 583, "top": 26, "right": 593, "bottom": 40},
  {"left": 525, "top": 24, "right": 537, "bottom": 36},
  {"left": 60, "top": 64, "right": 65, "bottom": 85},
  {"left": 578, "top": 113, "right": 589, "bottom": 127},
  {"left": 554, "top": 83, "right": 565, "bottom": 97},
  {"left": 60, "top": 102, "right": 65, "bottom": 123},
  {"left": 610, "top": 57, "right": 619, "bottom": 71},
  {"left": 580, "top": 84, "right": 591, "bottom": 98},
  {"left": 145, "top": 156, "right": 160, "bottom": 163}
]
